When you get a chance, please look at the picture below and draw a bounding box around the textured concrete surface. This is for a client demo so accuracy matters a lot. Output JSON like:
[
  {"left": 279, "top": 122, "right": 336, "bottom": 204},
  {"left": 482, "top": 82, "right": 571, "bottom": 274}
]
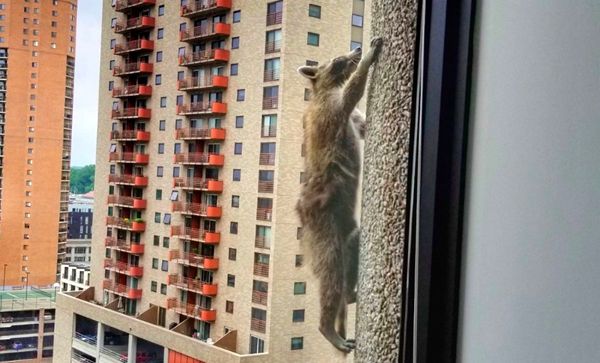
[{"left": 355, "top": 0, "right": 418, "bottom": 361}]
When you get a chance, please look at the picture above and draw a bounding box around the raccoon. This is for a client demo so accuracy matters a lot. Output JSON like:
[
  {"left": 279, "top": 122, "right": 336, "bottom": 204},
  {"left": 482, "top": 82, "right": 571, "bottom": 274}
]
[{"left": 296, "top": 37, "right": 383, "bottom": 353}]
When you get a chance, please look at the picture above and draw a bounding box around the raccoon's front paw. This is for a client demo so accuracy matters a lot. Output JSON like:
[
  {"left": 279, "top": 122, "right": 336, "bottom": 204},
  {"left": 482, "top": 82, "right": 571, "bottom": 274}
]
[{"left": 370, "top": 37, "right": 384, "bottom": 60}]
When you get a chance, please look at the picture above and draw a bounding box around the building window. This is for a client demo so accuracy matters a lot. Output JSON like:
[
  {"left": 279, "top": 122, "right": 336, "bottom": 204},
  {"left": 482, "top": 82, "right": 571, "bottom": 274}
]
[
  {"left": 308, "top": 4, "right": 321, "bottom": 18},
  {"left": 231, "top": 37, "right": 239, "bottom": 49},
  {"left": 175, "top": 119, "right": 183, "bottom": 129},
  {"left": 292, "top": 309, "right": 305, "bottom": 322},
  {"left": 157, "top": 166, "right": 163, "bottom": 177},
  {"left": 229, "top": 248, "right": 237, "bottom": 261},
  {"left": 158, "top": 5, "right": 164, "bottom": 15},
  {"left": 297, "top": 227, "right": 303, "bottom": 239},
  {"left": 160, "top": 97, "right": 167, "bottom": 108},
  {"left": 108, "top": 81, "right": 113, "bottom": 91},
  {"left": 351, "top": 41, "right": 362, "bottom": 51},
  {"left": 226, "top": 300, "right": 234, "bottom": 313},
  {"left": 233, "top": 169, "right": 241, "bottom": 181},
  {"left": 227, "top": 274, "right": 235, "bottom": 287},
  {"left": 293, "top": 282, "right": 306, "bottom": 295},
  {"left": 291, "top": 337, "right": 304, "bottom": 350},
  {"left": 235, "top": 115, "right": 243, "bottom": 128},
  {"left": 160, "top": 283, "right": 167, "bottom": 295},
  {"left": 156, "top": 189, "right": 162, "bottom": 200},
  {"left": 154, "top": 212, "right": 161, "bottom": 223},
  {"left": 158, "top": 143, "right": 165, "bottom": 154},
  {"left": 162, "top": 237, "right": 170, "bottom": 248},
  {"left": 261, "top": 114, "right": 277, "bottom": 137},
  {"left": 152, "top": 258, "right": 158, "bottom": 269},
  {"left": 163, "top": 213, "right": 171, "bottom": 224},
  {"left": 295, "top": 255, "right": 304, "bottom": 267},
  {"left": 153, "top": 235, "right": 160, "bottom": 246},
  {"left": 307, "top": 32, "right": 320, "bottom": 46},
  {"left": 237, "top": 89, "right": 245, "bottom": 101},
  {"left": 155, "top": 74, "right": 162, "bottom": 85},
  {"left": 352, "top": 14, "right": 364, "bottom": 27},
  {"left": 161, "top": 260, "right": 168, "bottom": 272},
  {"left": 304, "top": 88, "right": 311, "bottom": 101},
  {"left": 151, "top": 281, "right": 157, "bottom": 292},
  {"left": 157, "top": 28, "right": 164, "bottom": 39},
  {"left": 250, "top": 336, "right": 265, "bottom": 354},
  {"left": 230, "top": 63, "right": 238, "bottom": 76},
  {"left": 232, "top": 10, "right": 241, "bottom": 23},
  {"left": 230, "top": 222, "right": 238, "bottom": 234},
  {"left": 109, "top": 60, "right": 115, "bottom": 70},
  {"left": 156, "top": 51, "right": 163, "bottom": 62},
  {"left": 232, "top": 195, "right": 240, "bottom": 208},
  {"left": 234, "top": 142, "right": 243, "bottom": 155},
  {"left": 110, "top": 39, "right": 116, "bottom": 49}
]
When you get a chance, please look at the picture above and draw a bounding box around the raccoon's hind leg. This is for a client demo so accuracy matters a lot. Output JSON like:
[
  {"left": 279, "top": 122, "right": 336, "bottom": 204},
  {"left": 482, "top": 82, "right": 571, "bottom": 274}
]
[
  {"left": 344, "top": 228, "right": 360, "bottom": 304},
  {"left": 350, "top": 109, "right": 365, "bottom": 139}
]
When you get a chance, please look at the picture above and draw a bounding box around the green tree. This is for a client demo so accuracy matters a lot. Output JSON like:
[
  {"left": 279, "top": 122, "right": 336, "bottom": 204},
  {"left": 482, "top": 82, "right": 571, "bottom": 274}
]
[{"left": 70, "top": 164, "right": 95, "bottom": 194}]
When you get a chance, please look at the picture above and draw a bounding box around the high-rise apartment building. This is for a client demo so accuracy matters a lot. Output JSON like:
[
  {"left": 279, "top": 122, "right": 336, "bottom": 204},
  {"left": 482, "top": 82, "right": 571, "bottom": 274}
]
[
  {"left": 0, "top": 0, "right": 78, "bottom": 287},
  {"left": 55, "top": 0, "right": 369, "bottom": 362}
]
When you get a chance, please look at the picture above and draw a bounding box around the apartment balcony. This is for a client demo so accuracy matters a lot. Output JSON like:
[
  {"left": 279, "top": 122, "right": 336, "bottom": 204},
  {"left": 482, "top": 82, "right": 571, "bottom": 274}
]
[
  {"left": 106, "top": 216, "right": 146, "bottom": 232},
  {"left": 110, "top": 130, "right": 151, "bottom": 142},
  {"left": 173, "top": 177, "right": 223, "bottom": 192},
  {"left": 254, "top": 235, "right": 271, "bottom": 249},
  {"left": 104, "top": 259, "right": 144, "bottom": 277},
  {"left": 168, "top": 250, "right": 219, "bottom": 270},
  {"left": 266, "top": 11, "right": 282, "bottom": 26},
  {"left": 265, "top": 40, "right": 282, "bottom": 54},
  {"left": 250, "top": 318, "right": 266, "bottom": 333},
  {"left": 174, "top": 127, "right": 225, "bottom": 141},
  {"left": 105, "top": 237, "right": 145, "bottom": 254},
  {"left": 115, "top": 0, "right": 156, "bottom": 13},
  {"left": 112, "top": 107, "right": 151, "bottom": 120},
  {"left": 108, "top": 174, "right": 148, "bottom": 186},
  {"left": 172, "top": 201, "right": 222, "bottom": 218},
  {"left": 170, "top": 225, "right": 220, "bottom": 244},
  {"left": 253, "top": 262, "right": 269, "bottom": 278},
  {"left": 179, "top": 49, "right": 230, "bottom": 67},
  {"left": 107, "top": 195, "right": 147, "bottom": 210},
  {"left": 173, "top": 152, "right": 224, "bottom": 166},
  {"left": 167, "top": 274, "right": 218, "bottom": 296},
  {"left": 114, "top": 39, "right": 155, "bottom": 55},
  {"left": 176, "top": 101, "right": 227, "bottom": 116},
  {"left": 259, "top": 153, "right": 276, "bottom": 165},
  {"left": 180, "top": 23, "right": 231, "bottom": 43},
  {"left": 102, "top": 279, "right": 142, "bottom": 299},
  {"left": 252, "top": 290, "right": 268, "bottom": 305},
  {"left": 113, "top": 61, "right": 153, "bottom": 77},
  {"left": 114, "top": 16, "right": 155, "bottom": 34},
  {"left": 262, "top": 96, "right": 278, "bottom": 110},
  {"left": 263, "top": 68, "right": 280, "bottom": 82},
  {"left": 109, "top": 152, "right": 149, "bottom": 164},
  {"left": 258, "top": 180, "right": 274, "bottom": 193},
  {"left": 180, "top": 0, "right": 232, "bottom": 18},
  {"left": 112, "top": 85, "right": 152, "bottom": 98},
  {"left": 166, "top": 298, "right": 216, "bottom": 322},
  {"left": 177, "top": 75, "right": 228, "bottom": 91},
  {"left": 256, "top": 208, "right": 273, "bottom": 221}
]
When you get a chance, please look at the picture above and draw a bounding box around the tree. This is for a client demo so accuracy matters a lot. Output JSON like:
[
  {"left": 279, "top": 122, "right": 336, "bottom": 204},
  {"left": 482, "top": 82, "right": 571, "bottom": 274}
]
[
  {"left": 70, "top": 165, "right": 95, "bottom": 194},
  {"left": 355, "top": 0, "right": 418, "bottom": 361}
]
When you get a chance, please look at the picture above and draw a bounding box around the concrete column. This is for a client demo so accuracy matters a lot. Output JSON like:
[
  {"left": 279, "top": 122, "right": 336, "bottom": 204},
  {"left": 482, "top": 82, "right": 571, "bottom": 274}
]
[
  {"left": 127, "top": 334, "right": 137, "bottom": 363},
  {"left": 96, "top": 322, "right": 104, "bottom": 359},
  {"left": 355, "top": 0, "right": 419, "bottom": 362},
  {"left": 37, "top": 308, "right": 44, "bottom": 361}
]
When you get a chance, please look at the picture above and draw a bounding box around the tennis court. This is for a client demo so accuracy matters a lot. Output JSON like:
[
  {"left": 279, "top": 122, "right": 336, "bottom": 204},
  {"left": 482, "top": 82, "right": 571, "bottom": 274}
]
[{"left": 0, "top": 288, "right": 56, "bottom": 301}]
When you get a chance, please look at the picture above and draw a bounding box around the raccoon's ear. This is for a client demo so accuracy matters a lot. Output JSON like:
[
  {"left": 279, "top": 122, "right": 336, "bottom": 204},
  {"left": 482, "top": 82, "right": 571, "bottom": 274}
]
[{"left": 298, "top": 66, "right": 318, "bottom": 80}]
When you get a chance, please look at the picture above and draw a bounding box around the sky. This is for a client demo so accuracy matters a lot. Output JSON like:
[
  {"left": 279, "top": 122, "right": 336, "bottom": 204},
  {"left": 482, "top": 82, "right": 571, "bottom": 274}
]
[{"left": 71, "top": 1, "right": 102, "bottom": 167}]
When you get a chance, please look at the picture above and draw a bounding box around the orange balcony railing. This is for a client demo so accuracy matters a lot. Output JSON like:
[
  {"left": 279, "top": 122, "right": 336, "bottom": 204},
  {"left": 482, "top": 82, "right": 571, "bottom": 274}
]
[
  {"left": 107, "top": 195, "right": 147, "bottom": 209},
  {"left": 112, "top": 107, "right": 151, "bottom": 119},
  {"left": 265, "top": 40, "right": 281, "bottom": 54},
  {"left": 178, "top": 49, "right": 230, "bottom": 66},
  {"left": 113, "top": 61, "right": 153, "bottom": 76},
  {"left": 174, "top": 127, "right": 225, "bottom": 141},
  {"left": 259, "top": 153, "right": 275, "bottom": 165},
  {"left": 176, "top": 101, "right": 227, "bottom": 116},
  {"left": 173, "top": 177, "right": 223, "bottom": 192},
  {"left": 115, "top": 0, "right": 156, "bottom": 13},
  {"left": 104, "top": 237, "right": 145, "bottom": 254},
  {"left": 114, "top": 39, "right": 154, "bottom": 55},
  {"left": 252, "top": 290, "right": 268, "bottom": 305},
  {"left": 166, "top": 298, "right": 216, "bottom": 322},
  {"left": 180, "top": 0, "right": 232, "bottom": 18},
  {"left": 112, "top": 85, "right": 152, "bottom": 98},
  {"left": 109, "top": 152, "right": 149, "bottom": 164},
  {"left": 103, "top": 279, "right": 143, "bottom": 299},
  {"left": 256, "top": 208, "right": 273, "bottom": 221},
  {"left": 168, "top": 250, "right": 220, "bottom": 270},
  {"left": 114, "top": 16, "right": 155, "bottom": 33},
  {"left": 250, "top": 318, "right": 266, "bottom": 333},
  {"left": 170, "top": 226, "right": 221, "bottom": 244},
  {"left": 180, "top": 23, "right": 231, "bottom": 42},
  {"left": 172, "top": 201, "right": 222, "bottom": 218},
  {"left": 177, "top": 75, "right": 228, "bottom": 91},
  {"left": 110, "top": 130, "right": 151, "bottom": 142},
  {"left": 253, "top": 263, "right": 270, "bottom": 277},
  {"left": 167, "top": 274, "right": 218, "bottom": 296},
  {"left": 106, "top": 216, "right": 146, "bottom": 232},
  {"left": 258, "top": 180, "right": 274, "bottom": 193},
  {"left": 108, "top": 174, "right": 148, "bottom": 186},
  {"left": 173, "top": 152, "right": 224, "bottom": 166},
  {"left": 104, "top": 259, "right": 144, "bottom": 277}
]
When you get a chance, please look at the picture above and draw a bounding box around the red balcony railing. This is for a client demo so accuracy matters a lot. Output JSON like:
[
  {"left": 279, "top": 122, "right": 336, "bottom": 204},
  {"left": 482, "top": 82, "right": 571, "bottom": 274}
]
[
  {"left": 106, "top": 216, "right": 146, "bottom": 231},
  {"left": 103, "top": 279, "right": 143, "bottom": 299},
  {"left": 103, "top": 259, "right": 144, "bottom": 277},
  {"left": 178, "top": 49, "right": 230, "bottom": 66},
  {"left": 167, "top": 274, "right": 218, "bottom": 296},
  {"left": 168, "top": 250, "right": 220, "bottom": 270},
  {"left": 111, "top": 107, "right": 151, "bottom": 119},
  {"left": 262, "top": 96, "right": 278, "bottom": 109},
  {"left": 259, "top": 153, "right": 275, "bottom": 165},
  {"left": 172, "top": 201, "right": 222, "bottom": 218},
  {"left": 170, "top": 225, "right": 221, "bottom": 244},
  {"left": 173, "top": 177, "right": 223, "bottom": 192},
  {"left": 114, "top": 16, "right": 155, "bottom": 33},
  {"left": 175, "top": 127, "right": 225, "bottom": 140},
  {"left": 113, "top": 62, "right": 153, "bottom": 76},
  {"left": 266, "top": 11, "right": 282, "bottom": 26},
  {"left": 251, "top": 318, "right": 266, "bottom": 333},
  {"left": 180, "top": 0, "right": 232, "bottom": 18},
  {"left": 107, "top": 195, "right": 147, "bottom": 209},
  {"left": 173, "top": 152, "right": 224, "bottom": 166},
  {"left": 109, "top": 152, "right": 149, "bottom": 164},
  {"left": 166, "top": 298, "right": 216, "bottom": 322},
  {"left": 256, "top": 208, "right": 273, "bottom": 221},
  {"left": 114, "top": 39, "right": 154, "bottom": 55},
  {"left": 110, "top": 130, "right": 151, "bottom": 142},
  {"left": 115, "top": 0, "right": 156, "bottom": 12},
  {"left": 104, "top": 237, "right": 145, "bottom": 254},
  {"left": 253, "top": 263, "right": 270, "bottom": 277},
  {"left": 176, "top": 102, "right": 227, "bottom": 116},
  {"left": 177, "top": 75, "right": 228, "bottom": 91},
  {"left": 180, "top": 23, "right": 231, "bottom": 42},
  {"left": 112, "top": 85, "right": 152, "bottom": 98},
  {"left": 108, "top": 174, "right": 148, "bottom": 186},
  {"left": 252, "top": 290, "right": 268, "bottom": 305},
  {"left": 265, "top": 40, "right": 281, "bottom": 54}
]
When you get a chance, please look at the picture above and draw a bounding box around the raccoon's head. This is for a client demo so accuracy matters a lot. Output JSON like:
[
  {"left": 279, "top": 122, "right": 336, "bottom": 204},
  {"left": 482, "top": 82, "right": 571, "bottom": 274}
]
[{"left": 298, "top": 46, "right": 362, "bottom": 92}]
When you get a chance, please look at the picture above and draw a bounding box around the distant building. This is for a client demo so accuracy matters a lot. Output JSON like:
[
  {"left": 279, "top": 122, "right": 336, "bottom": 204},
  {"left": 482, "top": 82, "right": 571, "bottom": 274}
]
[
  {"left": 68, "top": 193, "right": 94, "bottom": 240},
  {"left": 59, "top": 263, "right": 90, "bottom": 292}
]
